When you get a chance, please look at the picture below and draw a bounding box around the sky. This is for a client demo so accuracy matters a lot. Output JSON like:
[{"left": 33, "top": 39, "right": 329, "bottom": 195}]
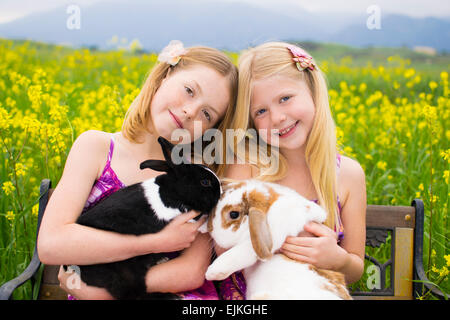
[{"left": 0, "top": 0, "right": 449, "bottom": 24}]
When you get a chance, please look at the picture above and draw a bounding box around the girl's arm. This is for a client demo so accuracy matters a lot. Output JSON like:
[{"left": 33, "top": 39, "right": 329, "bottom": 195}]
[
  {"left": 38, "top": 130, "right": 199, "bottom": 265},
  {"left": 281, "top": 156, "right": 366, "bottom": 284},
  {"left": 58, "top": 217, "right": 209, "bottom": 299},
  {"left": 338, "top": 157, "right": 367, "bottom": 283},
  {"left": 336, "top": 156, "right": 366, "bottom": 283}
]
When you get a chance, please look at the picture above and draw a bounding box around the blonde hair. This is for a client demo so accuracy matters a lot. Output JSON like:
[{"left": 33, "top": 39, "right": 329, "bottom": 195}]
[
  {"left": 122, "top": 46, "right": 238, "bottom": 176},
  {"left": 234, "top": 42, "right": 339, "bottom": 230}
]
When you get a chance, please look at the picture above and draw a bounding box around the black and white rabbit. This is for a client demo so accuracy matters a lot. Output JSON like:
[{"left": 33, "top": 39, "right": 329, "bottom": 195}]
[{"left": 69, "top": 136, "right": 222, "bottom": 300}]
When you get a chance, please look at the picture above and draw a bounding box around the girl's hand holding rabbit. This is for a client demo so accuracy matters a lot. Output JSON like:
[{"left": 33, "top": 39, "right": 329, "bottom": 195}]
[
  {"left": 281, "top": 221, "right": 349, "bottom": 272},
  {"left": 152, "top": 210, "right": 207, "bottom": 253}
]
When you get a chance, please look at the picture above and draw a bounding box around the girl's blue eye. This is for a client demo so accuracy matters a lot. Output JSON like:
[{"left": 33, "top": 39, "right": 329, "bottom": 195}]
[
  {"left": 280, "top": 96, "right": 291, "bottom": 103},
  {"left": 255, "top": 108, "right": 266, "bottom": 117},
  {"left": 203, "top": 109, "right": 211, "bottom": 122},
  {"left": 185, "top": 86, "right": 194, "bottom": 96}
]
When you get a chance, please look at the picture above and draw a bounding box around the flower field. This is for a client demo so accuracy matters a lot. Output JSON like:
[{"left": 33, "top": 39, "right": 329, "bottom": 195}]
[{"left": 0, "top": 38, "right": 448, "bottom": 299}]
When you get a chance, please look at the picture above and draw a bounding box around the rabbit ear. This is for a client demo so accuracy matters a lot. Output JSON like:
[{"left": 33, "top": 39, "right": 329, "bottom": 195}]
[
  {"left": 248, "top": 207, "right": 273, "bottom": 260},
  {"left": 140, "top": 160, "right": 170, "bottom": 172},
  {"left": 157, "top": 136, "right": 175, "bottom": 165},
  {"left": 220, "top": 180, "right": 233, "bottom": 191}
]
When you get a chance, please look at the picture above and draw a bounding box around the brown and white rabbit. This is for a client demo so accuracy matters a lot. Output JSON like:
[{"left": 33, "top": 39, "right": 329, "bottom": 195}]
[{"left": 201, "top": 179, "right": 351, "bottom": 300}]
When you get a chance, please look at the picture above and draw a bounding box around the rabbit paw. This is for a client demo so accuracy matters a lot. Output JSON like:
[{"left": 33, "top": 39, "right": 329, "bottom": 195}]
[{"left": 205, "top": 264, "right": 232, "bottom": 281}]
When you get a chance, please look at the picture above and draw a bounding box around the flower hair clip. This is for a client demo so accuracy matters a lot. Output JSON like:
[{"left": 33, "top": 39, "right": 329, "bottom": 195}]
[
  {"left": 287, "top": 45, "right": 315, "bottom": 71},
  {"left": 158, "top": 40, "right": 188, "bottom": 66}
]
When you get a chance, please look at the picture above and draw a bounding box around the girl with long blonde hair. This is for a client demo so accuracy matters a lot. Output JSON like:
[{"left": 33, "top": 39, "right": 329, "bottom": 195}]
[{"left": 220, "top": 42, "right": 366, "bottom": 299}]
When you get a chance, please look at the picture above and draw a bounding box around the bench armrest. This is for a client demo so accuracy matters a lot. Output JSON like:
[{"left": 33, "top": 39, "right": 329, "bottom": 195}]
[
  {"left": 412, "top": 199, "right": 446, "bottom": 300},
  {"left": 0, "top": 248, "right": 41, "bottom": 300},
  {"left": 0, "top": 179, "right": 52, "bottom": 300}
]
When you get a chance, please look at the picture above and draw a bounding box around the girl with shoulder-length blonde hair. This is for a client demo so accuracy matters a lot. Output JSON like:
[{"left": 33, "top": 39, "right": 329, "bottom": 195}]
[
  {"left": 122, "top": 43, "right": 238, "bottom": 176},
  {"left": 219, "top": 41, "right": 366, "bottom": 300},
  {"left": 38, "top": 40, "right": 239, "bottom": 300}
]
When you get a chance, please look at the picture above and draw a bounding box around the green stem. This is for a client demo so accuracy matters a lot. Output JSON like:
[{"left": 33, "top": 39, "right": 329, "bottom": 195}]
[{"left": 427, "top": 124, "right": 433, "bottom": 273}]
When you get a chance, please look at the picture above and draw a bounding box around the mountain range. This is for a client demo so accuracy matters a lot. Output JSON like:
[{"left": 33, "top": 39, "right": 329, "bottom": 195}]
[{"left": 0, "top": 0, "right": 449, "bottom": 52}]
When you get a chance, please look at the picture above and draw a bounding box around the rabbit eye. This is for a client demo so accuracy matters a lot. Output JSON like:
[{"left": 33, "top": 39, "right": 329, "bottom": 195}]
[
  {"left": 200, "top": 179, "right": 212, "bottom": 187},
  {"left": 229, "top": 211, "right": 240, "bottom": 219}
]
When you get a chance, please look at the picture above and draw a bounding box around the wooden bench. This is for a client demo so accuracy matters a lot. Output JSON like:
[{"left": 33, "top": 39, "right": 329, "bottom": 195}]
[{"left": 0, "top": 179, "right": 445, "bottom": 300}]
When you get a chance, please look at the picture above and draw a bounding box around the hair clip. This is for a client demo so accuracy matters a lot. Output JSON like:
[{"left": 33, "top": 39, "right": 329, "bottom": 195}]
[
  {"left": 287, "top": 45, "right": 315, "bottom": 71},
  {"left": 158, "top": 40, "right": 188, "bottom": 66}
]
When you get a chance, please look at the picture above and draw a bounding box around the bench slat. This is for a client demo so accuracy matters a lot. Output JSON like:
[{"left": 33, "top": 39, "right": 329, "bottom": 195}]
[
  {"left": 366, "top": 205, "right": 415, "bottom": 228},
  {"left": 394, "top": 228, "right": 414, "bottom": 297}
]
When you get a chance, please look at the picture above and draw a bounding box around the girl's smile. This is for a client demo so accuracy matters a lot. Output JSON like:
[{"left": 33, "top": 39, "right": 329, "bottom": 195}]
[
  {"left": 277, "top": 120, "right": 299, "bottom": 138},
  {"left": 168, "top": 109, "right": 184, "bottom": 129}
]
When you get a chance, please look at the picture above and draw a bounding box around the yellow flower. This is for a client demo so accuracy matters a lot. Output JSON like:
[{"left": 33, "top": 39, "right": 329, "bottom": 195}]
[
  {"left": 15, "top": 163, "right": 26, "bottom": 177},
  {"left": 445, "top": 254, "right": 450, "bottom": 267},
  {"left": 431, "top": 195, "right": 438, "bottom": 204},
  {"left": 32, "top": 204, "right": 39, "bottom": 218},
  {"left": 376, "top": 161, "right": 387, "bottom": 171},
  {"left": 359, "top": 83, "right": 367, "bottom": 93},
  {"left": 429, "top": 81, "right": 438, "bottom": 90},
  {"left": 419, "top": 183, "right": 424, "bottom": 191},
  {"left": 393, "top": 81, "right": 400, "bottom": 90},
  {"left": 441, "top": 71, "right": 448, "bottom": 81},
  {"left": 343, "top": 146, "right": 355, "bottom": 157},
  {"left": 404, "top": 68, "right": 415, "bottom": 78},
  {"left": 444, "top": 170, "right": 449, "bottom": 184},
  {"left": 0, "top": 107, "right": 11, "bottom": 130},
  {"left": 431, "top": 249, "right": 437, "bottom": 258},
  {"left": 5, "top": 97, "right": 16, "bottom": 107},
  {"left": 5, "top": 210, "right": 15, "bottom": 221},
  {"left": 441, "top": 149, "right": 450, "bottom": 163},
  {"left": 422, "top": 105, "right": 437, "bottom": 122},
  {"left": 2, "top": 181, "right": 15, "bottom": 196}
]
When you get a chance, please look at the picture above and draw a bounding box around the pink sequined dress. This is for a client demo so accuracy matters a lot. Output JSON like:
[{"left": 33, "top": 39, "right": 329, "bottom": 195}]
[{"left": 68, "top": 135, "right": 219, "bottom": 300}]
